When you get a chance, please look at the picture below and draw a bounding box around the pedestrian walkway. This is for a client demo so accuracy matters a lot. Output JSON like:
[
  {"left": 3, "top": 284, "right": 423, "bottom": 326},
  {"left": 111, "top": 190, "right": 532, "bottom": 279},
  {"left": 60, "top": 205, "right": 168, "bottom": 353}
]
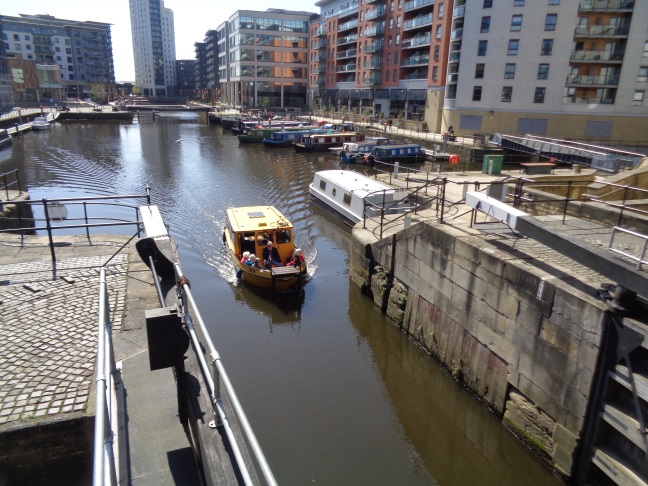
[{"left": 0, "top": 233, "right": 199, "bottom": 484}]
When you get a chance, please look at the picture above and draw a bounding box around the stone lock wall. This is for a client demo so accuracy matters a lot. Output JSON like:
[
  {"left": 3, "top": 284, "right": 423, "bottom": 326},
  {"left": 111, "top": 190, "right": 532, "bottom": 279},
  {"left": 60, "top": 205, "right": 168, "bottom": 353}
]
[{"left": 350, "top": 222, "right": 606, "bottom": 477}]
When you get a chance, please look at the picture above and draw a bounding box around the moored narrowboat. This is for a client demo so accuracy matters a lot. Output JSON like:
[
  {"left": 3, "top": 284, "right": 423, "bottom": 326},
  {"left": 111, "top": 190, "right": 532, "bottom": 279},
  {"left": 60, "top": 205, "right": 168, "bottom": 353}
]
[
  {"left": 294, "top": 132, "right": 365, "bottom": 153},
  {"left": 308, "top": 170, "right": 415, "bottom": 227},
  {"left": 364, "top": 144, "right": 426, "bottom": 165},
  {"left": 262, "top": 128, "right": 327, "bottom": 147}
]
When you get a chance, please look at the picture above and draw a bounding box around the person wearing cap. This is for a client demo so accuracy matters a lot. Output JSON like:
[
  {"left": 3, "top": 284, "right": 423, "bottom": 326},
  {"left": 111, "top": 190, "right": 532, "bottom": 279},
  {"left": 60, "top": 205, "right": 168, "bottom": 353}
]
[{"left": 262, "top": 240, "right": 282, "bottom": 268}]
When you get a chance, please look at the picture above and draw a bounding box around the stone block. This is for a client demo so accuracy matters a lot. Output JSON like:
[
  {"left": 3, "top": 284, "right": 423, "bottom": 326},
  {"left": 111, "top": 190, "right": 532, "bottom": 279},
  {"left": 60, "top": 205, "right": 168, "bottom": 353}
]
[
  {"left": 476, "top": 322, "right": 516, "bottom": 364},
  {"left": 552, "top": 424, "right": 579, "bottom": 476},
  {"left": 513, "top": 301, "right": 543, "bottom": 335},
  {"left": 517, "top": 373, "right": 567, "bottom": 427},
  {"left": 539, "top": 318, "right": 581, "bottom": 356}
]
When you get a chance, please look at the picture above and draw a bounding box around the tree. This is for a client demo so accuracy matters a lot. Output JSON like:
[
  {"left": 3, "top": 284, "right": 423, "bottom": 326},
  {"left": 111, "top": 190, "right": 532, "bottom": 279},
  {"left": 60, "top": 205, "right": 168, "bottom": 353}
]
[
  {"left": 90, "top": 83, "right": 104, "bottom": 102},
  {"left": 132, "top": 85, "right": 142, "bottom": 95}
]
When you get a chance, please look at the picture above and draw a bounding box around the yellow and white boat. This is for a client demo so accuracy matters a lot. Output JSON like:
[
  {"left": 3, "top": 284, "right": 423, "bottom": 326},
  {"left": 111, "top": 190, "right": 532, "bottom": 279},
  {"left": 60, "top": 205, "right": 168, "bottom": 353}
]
[{"left": 223, "top": 206, "right": 307, "bottom": 293}]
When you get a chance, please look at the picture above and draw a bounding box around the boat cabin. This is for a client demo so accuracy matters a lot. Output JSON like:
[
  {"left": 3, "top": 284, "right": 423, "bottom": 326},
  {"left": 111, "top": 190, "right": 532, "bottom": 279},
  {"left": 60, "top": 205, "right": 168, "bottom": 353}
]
[
  {"left": 225, "top": 206, "right": 295, "bottom": 264},
  {"left": 365, "top": 144, "right": 426, "bottom": 165},
  {"left": 294, "top": 132, "right": 365, "bottom": 152}
]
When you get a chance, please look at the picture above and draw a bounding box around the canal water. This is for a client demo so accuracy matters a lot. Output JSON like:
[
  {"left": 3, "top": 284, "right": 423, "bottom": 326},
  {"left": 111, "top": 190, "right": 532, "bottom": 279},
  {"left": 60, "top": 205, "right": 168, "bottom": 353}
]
[{"left": 2, "top": 113, "right": 565, "bottom": 485}]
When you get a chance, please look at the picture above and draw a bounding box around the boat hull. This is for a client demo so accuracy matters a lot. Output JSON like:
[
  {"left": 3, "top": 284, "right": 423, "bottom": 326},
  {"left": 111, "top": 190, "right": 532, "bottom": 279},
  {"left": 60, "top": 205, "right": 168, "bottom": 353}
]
[
  {"left": 309, "top": 187, "right": 358, "bottom": 227},
  {"left": 228, "top": 245, "right": 306, "bottom": 292}
]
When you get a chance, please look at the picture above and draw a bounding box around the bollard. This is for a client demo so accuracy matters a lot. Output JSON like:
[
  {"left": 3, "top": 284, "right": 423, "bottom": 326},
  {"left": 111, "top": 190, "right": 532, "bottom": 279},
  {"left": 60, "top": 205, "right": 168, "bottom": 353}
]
[{"left": 394, "top": 161, "right": 399, "bottom": 179}]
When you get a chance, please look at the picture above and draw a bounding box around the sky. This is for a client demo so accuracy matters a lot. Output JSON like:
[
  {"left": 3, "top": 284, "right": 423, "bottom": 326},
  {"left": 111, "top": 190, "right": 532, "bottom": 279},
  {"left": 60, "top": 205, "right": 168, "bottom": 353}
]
[{"left": 3, "top": 0, "right": 319, "bottom": 81}]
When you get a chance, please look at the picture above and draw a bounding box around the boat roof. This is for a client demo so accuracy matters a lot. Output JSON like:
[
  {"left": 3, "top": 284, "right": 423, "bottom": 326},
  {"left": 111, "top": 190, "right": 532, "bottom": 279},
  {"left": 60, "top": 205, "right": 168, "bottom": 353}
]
[
  {"left": 314, "top": 170, "right": 400, "bottom": 195},
  {"left": 374, "top": 144, "right": 422, "bottom": 149},
  {"left": 226, "top": 206, "right": 293, "bottom": 232}
]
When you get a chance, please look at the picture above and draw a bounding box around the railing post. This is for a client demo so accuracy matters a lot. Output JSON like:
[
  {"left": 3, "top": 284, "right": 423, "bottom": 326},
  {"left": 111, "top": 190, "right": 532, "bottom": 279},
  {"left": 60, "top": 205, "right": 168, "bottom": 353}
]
[
  {"left": 439, "top": 178, "right": 446, "bottom": 224},
  {"left": 42, "top": 199, "right": 57, "bottom": 280},
  {"left": 3, "top": 173, "right": 8, "bottom": 201},
  {"left": 83, "top": 202, "right": 91, "bottom": 240},
  {"left": 563, "top": 180, "right": 572, "bottom": 223},
  {"left": 617, "top": 185, "right": 629, "bottom": 227},
  {"left": 210, "top": 355, "right": 223, "bottom": 428}
]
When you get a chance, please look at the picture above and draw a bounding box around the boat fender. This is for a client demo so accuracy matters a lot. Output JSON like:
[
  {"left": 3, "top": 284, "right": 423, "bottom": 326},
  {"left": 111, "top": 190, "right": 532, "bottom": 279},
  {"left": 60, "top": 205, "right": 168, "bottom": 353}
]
[{"left": 222, "top": 231, "right": 226, "bottom": 243}]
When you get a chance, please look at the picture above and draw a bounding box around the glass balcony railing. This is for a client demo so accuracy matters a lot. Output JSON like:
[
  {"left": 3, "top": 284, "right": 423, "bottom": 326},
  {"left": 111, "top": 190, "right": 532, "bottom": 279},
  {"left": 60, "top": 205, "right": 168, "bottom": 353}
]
[
  {"left": 401, "top": 54, "right": 429, "bottom": 67},
  {"left": 401, "top": 34, "right": 431, "bottom": 48},
  {"left": 579, "top": 0, "right": 634, "bottom": 12},
  {"left": 574, "top": 25, "right": 629, "bottom": 37},
  {"left": 566, "top": 74, "right": 620, "bottom": 85},
  {"left": 403, "top": 14, "right": 433, "bottom": 31},
  {"left": 404, "top": 0, "right": 434, "bottom": 12},
  {"left": 570, "top": 49, "right": 624, "bottom": 62},
  {"left": 336, "top": 49, "right": 357, "bottom": 59}
]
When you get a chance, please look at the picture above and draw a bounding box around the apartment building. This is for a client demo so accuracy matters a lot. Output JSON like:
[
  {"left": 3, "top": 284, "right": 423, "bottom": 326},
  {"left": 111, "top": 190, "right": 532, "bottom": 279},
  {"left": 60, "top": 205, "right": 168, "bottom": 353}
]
[
  {"left": 176, "top": 59, "right": 196, "bottom": 99},
  {"left": 0, "top": 14, "right": 115, "bottom": 100},
  {"left": 310, "top": 0, "right": 452, "bottom": 123},
  {"left": 448, "top": 0, "right": 648, "bottom": 141},
  {"left": 213, "top": 9, "right": 316, "bottom": 110},
  {"left": 129, "top": 0, "right": 177, "bottom": 98}
]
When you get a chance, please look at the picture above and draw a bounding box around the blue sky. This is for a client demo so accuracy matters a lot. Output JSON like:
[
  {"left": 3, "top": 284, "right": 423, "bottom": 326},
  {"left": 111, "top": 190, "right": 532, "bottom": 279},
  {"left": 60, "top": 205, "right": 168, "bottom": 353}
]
[{"left": 4, "top": 0, "right": 318, "bottom": 80}]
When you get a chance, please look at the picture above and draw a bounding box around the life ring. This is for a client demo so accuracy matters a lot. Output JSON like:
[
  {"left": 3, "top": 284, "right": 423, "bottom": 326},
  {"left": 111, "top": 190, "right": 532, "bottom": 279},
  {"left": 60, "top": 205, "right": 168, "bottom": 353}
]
[{"left": 449, "top": 154, "right": 460, "bottom": 166}]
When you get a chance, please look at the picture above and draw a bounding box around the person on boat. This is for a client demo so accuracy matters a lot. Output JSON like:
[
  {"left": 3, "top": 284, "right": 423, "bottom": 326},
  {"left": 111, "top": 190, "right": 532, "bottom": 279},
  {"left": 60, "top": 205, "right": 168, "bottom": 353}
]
[
  {"left": 289, "top": 249, "right": 305, "bottom": 268},
  {"left": 245, "top": 253, "right": 256, "bottom": 267},
  {"left": 240, "top": 251, "right": 250, "bottom": 264},
  {"left": 253, "top": 257, "right": 262, "bottom": 269},
  {"left": 263, "top": 241, "right": 282, "bottom": 269}
]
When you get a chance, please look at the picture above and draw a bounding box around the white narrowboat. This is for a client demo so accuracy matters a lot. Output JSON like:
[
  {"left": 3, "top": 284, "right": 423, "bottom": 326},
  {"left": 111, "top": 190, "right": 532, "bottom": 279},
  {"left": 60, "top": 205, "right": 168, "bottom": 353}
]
[{"left": 309, "top": 170, "right": 415, "bottom": 227}]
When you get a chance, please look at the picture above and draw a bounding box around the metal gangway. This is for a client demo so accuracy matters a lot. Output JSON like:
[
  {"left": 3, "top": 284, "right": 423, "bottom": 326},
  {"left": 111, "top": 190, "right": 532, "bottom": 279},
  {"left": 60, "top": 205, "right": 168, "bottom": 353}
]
[{"left": 493, "top": 133, "right": 645, "bottom": 172}]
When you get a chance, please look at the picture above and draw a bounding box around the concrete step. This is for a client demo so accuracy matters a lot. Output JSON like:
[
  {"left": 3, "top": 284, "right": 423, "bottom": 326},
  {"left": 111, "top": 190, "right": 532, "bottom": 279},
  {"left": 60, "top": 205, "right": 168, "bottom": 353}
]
[{"left": 592, "top": 448, "right": 648, "bottom": 486}]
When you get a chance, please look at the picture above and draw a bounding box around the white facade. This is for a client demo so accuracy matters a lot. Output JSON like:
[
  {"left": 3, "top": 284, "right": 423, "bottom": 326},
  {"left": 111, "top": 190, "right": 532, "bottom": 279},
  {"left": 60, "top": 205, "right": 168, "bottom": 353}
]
[{"left": 129, "top": 0, "right": 177, "bottom": 97}]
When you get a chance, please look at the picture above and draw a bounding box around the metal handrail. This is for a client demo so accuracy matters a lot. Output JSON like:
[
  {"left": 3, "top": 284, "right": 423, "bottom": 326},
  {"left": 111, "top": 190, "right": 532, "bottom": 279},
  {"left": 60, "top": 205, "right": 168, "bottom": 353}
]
[
  {"left": 93, "top": 267, "right": 118, "bottom": 486},
  {"left": 175, "top": 262, "right": 277, "bottom": 486},
  {"left": 0, "top": 169, "right": 23, "bottom": 201}
]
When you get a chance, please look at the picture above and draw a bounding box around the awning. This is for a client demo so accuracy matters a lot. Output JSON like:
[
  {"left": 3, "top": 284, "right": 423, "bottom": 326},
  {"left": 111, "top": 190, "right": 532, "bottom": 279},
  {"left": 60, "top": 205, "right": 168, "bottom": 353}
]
[
  {"left": 389, "top": 89, "right": 406, "bottom": 100},
  {"left": 374, "top": 89, "right": 389, "bottom": 99},
  {"left": 407, "top": 89, "right": 426, "bottom": 101}
]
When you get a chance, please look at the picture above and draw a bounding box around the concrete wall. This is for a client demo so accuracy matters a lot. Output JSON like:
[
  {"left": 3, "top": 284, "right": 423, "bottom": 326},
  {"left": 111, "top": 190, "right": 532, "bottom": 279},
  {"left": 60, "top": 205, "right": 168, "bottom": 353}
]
[{"left": 350, "top": 222, "right": 607, "bottom": 477}]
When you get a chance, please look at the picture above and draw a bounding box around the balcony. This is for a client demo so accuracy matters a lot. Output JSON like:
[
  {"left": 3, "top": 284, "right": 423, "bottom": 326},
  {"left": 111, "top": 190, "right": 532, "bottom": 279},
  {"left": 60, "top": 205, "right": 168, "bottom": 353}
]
[
  {"left": 451, "top": 28, "right": 463, "bottom": 40},
  {"left": 316, "top": 79, "right": 326, "bottom": 86},
  {"left": 363, "top": 73, "right": 382, "bottom": 85},
  {"left": 401, "top": 34, "right": 431, "bottom": 48},
  {"left": 338, "top": 4, "right": 359, "bottom": 20},
  {"left": 364, "top": 40, "right": 383, "bottom": 54},
  {"left": 449, "top": 50, "right": 461, "bottom": 62},
  {"left": 563, "top": 95, "right": 615, "bottom": 104},
  {"left": 336, "top": 63, "right": 357, "bottom": 73},
  {"left": 312, "top": 66, "right": 325, "bottom": 75},
  {"left": 402, "top": 69, "right": 428, "bottom": 80},
  {"left": 574, "top": 25, "right": 629, "bottom": 38},
  {"left": 453, "top": 5, "right": 465, "bottom": 18},
  {"left": 338, "top": 75, "right": 355, "bottom": 82},
  {"left": 404, "top": 0, "right": 434, "bottom": 13},
  {"left": 570, "top": 49, "right": 624, "bottom": 62},
  {"left": 401, "top": 54, "right": 429, "bottom": 67},
  {"left": 312, "top": 54, "right": 325, "bottom": 62},
  {"left": 313, "top": 27, "right": 326, "bottom": 37},
  {"left": 337, "top": 34, "right": 358, "bottom": 46},
  {"left": 566, "top": 74, "right": 620, "bottom": 86},
  {"left": 363, "top": 58, "right": 382, "bottom": 69},
  {"left": 579, "top": 0, "right": 634, "bottom": 12},
  {"left": 366, "top": 0, "right": 386, "bottom": 4},
  {"left": 447, "top": 73, "right": 458, "bottom": 84},
  {"left": 366, "top": 6, "right": 386, "bottom": 21},
  {"left": 312, "top": 40, "right": 327, "bottom": 50},
  {"left": 336, "top": 49, "right": 357, "bottom": 60},
  {"left": 338, "top": 19, "right": 359, "bottom": 32},
  {"left": 364, "top": 25, "right": 385, "bottom": 37},
  {"left": 403, "top": 13, "right": 433, "bottom": 31}
]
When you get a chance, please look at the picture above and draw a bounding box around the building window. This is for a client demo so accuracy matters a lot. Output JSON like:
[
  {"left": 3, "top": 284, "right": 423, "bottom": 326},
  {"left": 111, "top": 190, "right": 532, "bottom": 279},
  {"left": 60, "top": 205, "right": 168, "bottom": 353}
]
[
  {"left": 537, "top": 63, "right": 550, "bottom": 79},
  {"left": 501, "top": 86, "right": 512, "bottom": 102},
  {"left": 643, "top": 42, "right": 648, "bottom": 57},
  {"left": 435, "top": 26, "right": 441, "bottom": 40},
  {"left": 475, "top": 63, "right": 485, "bottom": 78},
  {"left": 438, "top": 3, "right": 444, "bottom": 18},
  {"left": 396, "top": 34, "right": 400, "bottom": 44},
  {"left": 434, "top": 45, "right": 439, "bottom": 60},
  {"left": 507, "top": 40, "right": 519, "bottom": 55},
  {"left": 514, "top": 0, "right": 524, "bottom": 5},
  {"left": 388, "top": 36, "right": 393, "bottom": 47},
  {"left": 481, "top": 17, "right": 491, "bottom": 33},
  {"left": 534, "top": 88, "right": 546, "bottom": 103},
  {"left": 541, "top": 39, "right": 553, "bottom": 55},
  {"left": 633, "top": 91, "right": 644, "bottom": 106},
  {"left": 387, "top": 53, "right": 391, "bottom": 65},
  {"left": 13, "top": 34, "right": 19, "bottom": 40},
  {"left": 545, "top": 14, "right": 557, "bottom": 31},
  {"left": 511, "top": 15, "right": 523, "bottom": 31},
  {"left": 483, "top": 0, "right": 492, "bottom": 7},
  {"left": 394, "top": 52, "right": 398, "bottom": 63},
  {"left": 478, "top": 40, "right": 488, "bottom": 56},
  {"left": 391, "top": 0, "right": 394, "bottom": 11},
  {"left": 639, "top": 67, "right": 648, "bottom": 82},
  {"left": 397, "top": 16, "right": 401, "bottom": 28},
  {"left": 473, "top": 86, "right": 482, "bottom": 101},
  {"left": 389, "top": 19, "right": 394, "bottom": 29},
  {"left": 432, "top": 66, "right": 438, "bottom": 79},
  {"left": 548, "top": 0, "right": 560, "bottom": 3},
  {"left": 504, "top": 63, "right": 516, "bottom": 79},
  {"left": 393, "top": 69, "right": 398, "bottom": 81}
]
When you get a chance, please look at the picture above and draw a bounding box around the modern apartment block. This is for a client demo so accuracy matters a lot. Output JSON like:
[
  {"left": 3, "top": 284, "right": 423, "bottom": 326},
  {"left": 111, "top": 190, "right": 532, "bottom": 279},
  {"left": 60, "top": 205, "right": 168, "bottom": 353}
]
[
  {"left": 176, "top": 59, "right": 196, "bottom": 99},
  {"left": 309, "top": 0, "right": 648, "bottom": 141},
  {"left": 447, "top": 0, "right": 648, "bottom": 141},
  {"left": 0, "top": 14, "right": 115, "bottom": 100},
  {"left": 213, "top": 9, "right": 316, "bottom": 110},
  {"left": 129, "top": 0, "right": 177, "bottom": 98},
  {"left": 310, "top": 0, "right": 452, "bottom": 123}
]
